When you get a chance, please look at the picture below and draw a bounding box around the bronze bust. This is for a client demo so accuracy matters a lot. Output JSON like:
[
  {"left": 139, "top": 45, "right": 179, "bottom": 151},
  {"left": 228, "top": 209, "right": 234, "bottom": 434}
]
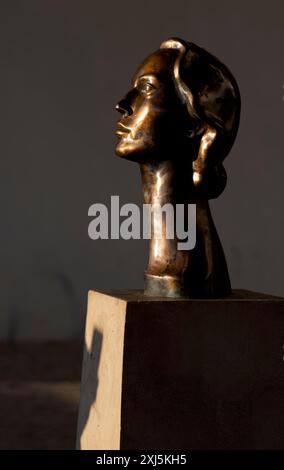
[{"left": 115, "top": 38, "right": 241, "bottom": 298}]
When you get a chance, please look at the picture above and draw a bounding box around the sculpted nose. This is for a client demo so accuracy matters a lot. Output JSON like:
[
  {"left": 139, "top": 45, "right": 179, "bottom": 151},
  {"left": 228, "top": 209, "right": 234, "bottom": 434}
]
[{"left": 115, "top": 94, "right": 134, "bottom": 117}]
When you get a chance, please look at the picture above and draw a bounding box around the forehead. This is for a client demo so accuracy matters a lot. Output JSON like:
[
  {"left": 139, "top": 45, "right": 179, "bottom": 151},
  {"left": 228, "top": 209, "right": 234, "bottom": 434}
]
[{"left": 132, "top": 49, "right": 176, "bottom": 83}]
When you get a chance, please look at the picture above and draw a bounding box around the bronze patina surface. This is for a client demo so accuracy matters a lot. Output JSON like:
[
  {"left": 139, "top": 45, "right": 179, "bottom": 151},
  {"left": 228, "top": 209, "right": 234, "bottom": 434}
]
[{"left": 115, "top": 38, "right": 241, "bottom": 298}]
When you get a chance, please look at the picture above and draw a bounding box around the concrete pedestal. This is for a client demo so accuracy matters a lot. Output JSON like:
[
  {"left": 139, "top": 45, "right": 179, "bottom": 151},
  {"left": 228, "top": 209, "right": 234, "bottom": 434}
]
[{"left": 76, "top": 289, "right": 284, "bottom": 450}]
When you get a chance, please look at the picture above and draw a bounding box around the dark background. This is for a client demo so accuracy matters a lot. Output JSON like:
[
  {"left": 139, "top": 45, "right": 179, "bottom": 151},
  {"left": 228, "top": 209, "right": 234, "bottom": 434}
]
[{"left": 0, "top": 0, "right": 283, "bottom": 339}]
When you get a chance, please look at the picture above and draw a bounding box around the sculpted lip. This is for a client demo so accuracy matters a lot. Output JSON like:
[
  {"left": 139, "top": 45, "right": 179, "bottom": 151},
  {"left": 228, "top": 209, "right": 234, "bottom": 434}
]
[{"left": 116, "top": 122, "right": 131, "bottom": 136}]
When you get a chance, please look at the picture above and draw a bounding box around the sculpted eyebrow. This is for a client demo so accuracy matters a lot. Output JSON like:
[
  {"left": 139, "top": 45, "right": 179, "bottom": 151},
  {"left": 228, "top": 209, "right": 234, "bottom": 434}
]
[{"left": 134, "top": 73, "right": 167, "bottom": 87}]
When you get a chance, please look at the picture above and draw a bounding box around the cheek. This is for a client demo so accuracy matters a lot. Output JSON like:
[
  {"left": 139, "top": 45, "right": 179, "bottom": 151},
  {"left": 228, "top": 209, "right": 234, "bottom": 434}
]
[
  {"left": 127, "top": 105, "right": 155, "bottom": 146},
  {"left": 149, "top": 108, "right": 181, "bottom": 143},
  {"left": 136, "top": 105, "right": 173, "bottom": 135}
]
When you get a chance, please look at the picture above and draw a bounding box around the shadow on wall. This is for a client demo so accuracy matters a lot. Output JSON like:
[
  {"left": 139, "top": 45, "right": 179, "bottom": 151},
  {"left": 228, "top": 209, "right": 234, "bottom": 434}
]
[{"left": 76, "top": 328, "right": 103, "bottom": 449}]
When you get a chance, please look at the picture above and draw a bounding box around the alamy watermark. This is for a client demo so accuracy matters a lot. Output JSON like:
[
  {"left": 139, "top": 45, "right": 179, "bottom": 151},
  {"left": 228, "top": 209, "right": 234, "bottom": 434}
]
[{"left": 88, "top": 196, "right": 196, "bottom": 251}]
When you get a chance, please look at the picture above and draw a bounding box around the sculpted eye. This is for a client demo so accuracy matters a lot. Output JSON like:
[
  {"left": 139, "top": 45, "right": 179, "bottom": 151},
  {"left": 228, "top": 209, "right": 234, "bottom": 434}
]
[{"left": 138, "top": 81, "right": 155, "bottom": 95}]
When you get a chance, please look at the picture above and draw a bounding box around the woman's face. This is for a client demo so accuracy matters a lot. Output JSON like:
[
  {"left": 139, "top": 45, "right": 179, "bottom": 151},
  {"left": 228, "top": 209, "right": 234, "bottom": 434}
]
[{"left": 115, "top": 49, "right": 189, "bottom": 162}]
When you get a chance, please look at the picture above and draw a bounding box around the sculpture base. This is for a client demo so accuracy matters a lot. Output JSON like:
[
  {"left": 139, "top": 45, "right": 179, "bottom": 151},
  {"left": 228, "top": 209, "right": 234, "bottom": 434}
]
[
  {"left": 76, "top": 289, "right": 284, "bottom": 450},
  {"left": 144, "top": 273, "right": 186, "bottom": 298}
]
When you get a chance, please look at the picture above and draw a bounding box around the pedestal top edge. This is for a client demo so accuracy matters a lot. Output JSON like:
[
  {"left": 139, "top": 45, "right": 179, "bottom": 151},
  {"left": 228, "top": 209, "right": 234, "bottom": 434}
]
[{"left": 89, "top": 289, "right": 283, "bottom": 303}]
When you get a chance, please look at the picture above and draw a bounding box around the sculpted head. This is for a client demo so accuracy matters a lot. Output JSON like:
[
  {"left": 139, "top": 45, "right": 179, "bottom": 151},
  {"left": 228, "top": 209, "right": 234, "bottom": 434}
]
[{"left": 115, "top": 37, "right": 240, "bottom": 198}]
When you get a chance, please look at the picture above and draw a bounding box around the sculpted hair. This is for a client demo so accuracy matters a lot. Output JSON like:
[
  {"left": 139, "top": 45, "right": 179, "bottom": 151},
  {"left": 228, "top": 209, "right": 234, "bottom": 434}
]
[{"left": 160, "top": 38, "right": 241, "bottom": 198}]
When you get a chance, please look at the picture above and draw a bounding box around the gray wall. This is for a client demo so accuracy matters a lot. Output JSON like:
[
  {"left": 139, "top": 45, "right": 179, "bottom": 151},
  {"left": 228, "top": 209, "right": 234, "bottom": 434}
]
[{"left": 0, "top": 1, "right": 283, "bottom": 339}]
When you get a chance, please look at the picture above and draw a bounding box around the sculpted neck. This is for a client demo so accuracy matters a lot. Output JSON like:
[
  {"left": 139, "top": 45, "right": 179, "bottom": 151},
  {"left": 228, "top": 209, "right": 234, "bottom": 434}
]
[
  {"left": 140, "top": 158, "right": 192, "bottom": 206},
  {"left": 139, "top": 158, "right": 231, "bottom": 298},
  {"left": 139, "top": 158, "right": 193, "bottom": 297},
  {"left": 140, "top": 160, "right": 175, "bottom": 206}
]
